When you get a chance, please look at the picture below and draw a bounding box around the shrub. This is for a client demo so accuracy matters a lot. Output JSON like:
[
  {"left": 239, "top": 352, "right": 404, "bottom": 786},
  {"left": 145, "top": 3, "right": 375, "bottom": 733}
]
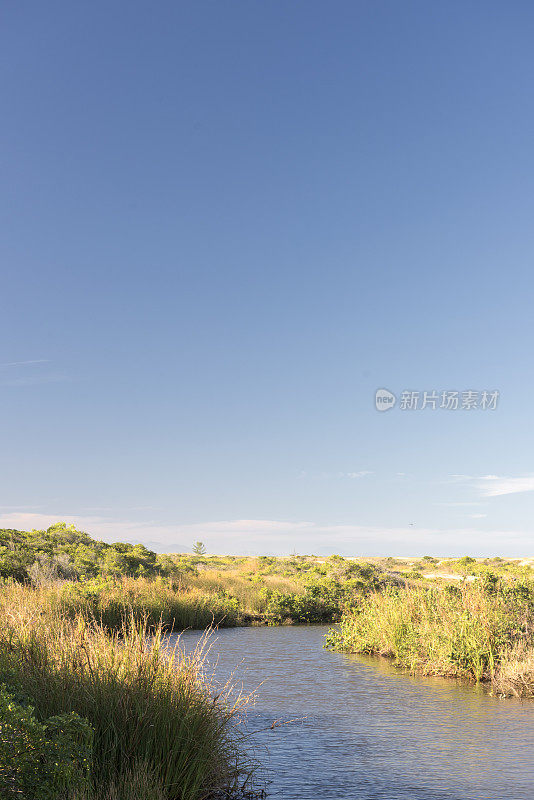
[{"left": 0, "top": 684, "right": 92, "bottom": 799}]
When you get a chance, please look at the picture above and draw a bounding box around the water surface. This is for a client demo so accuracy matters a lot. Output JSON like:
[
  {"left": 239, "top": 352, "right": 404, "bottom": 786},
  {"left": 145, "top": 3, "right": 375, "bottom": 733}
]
[{"left": 173, "top": 625, "right": 534, "bottom": 800}]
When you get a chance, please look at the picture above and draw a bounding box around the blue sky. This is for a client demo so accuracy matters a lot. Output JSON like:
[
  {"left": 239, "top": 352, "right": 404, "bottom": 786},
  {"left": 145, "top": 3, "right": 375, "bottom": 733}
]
[{"left": 1, "top": 2, "right": 534, "bottom": 555}]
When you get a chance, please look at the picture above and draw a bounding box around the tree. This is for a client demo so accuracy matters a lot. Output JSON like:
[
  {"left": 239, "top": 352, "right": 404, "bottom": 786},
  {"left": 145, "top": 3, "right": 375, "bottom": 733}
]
[
  {"left": 100, "top": 548, "right": 128, "bottom": 576},
  {"left": 192, "top": 541, "right": 206, "bottom": 556}
]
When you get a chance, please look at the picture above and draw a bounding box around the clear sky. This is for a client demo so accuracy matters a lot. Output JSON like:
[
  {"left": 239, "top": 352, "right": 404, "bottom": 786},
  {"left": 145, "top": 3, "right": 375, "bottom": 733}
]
[{"left": 1, "top": 2, "right": 534, "bottom": 556}]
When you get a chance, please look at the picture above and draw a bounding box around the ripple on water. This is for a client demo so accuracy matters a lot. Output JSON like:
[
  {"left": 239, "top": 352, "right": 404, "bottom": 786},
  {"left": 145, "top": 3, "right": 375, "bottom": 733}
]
[{"left": 172, "top": 625, "right": 534, "bottom": 800}]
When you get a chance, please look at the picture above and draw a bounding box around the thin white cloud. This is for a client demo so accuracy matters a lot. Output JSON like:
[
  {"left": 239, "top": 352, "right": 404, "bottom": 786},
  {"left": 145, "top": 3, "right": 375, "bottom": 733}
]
[
  {"left": 469, "top": 513, "right": 487, "bottom": 519},
  {"left": 477, "top": 475, "right": 534, "bottom": 497},
  {"left": 299, "top": 470, "right": 374, "bottom": 480},
  {"left": 0, "top": 511, "right": 531, "bottom": 557},
  {"left": 0, "top": 359, "right": 67, "bottom": 387},
  {"left": 449, "top": 473, "right": 534, "bottom": 498},
  {"left": 0, "top": 359, "right": 49, "bottom": 368}
]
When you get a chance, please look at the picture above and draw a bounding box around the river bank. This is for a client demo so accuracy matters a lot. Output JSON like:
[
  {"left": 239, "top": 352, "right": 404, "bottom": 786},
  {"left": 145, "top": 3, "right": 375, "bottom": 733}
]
[
  {"left": 2, "top": 576, "right": 534, "bottom": 800},
  {"left": 0, "top": 584, "right": 257, "bottom": 800},
  {"left": 2, "top": 525, "right": 534, "bottom": 798},
  {"left": 326, "top": 583, "right": 534, "bottom": 698}
]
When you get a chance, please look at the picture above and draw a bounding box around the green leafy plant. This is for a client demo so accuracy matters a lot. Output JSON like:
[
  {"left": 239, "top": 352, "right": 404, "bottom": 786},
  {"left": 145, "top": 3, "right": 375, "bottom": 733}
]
[{"left": 0, "top": 684, "right": 92, "bottom": 799}]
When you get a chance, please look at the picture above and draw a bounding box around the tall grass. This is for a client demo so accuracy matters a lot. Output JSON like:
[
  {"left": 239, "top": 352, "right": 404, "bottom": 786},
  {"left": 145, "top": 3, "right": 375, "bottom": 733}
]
[
  {"left": 326, "top": 584, "right": 534, "bottom": 695},
  {"left": 0, "top": 584, "right": 255, "bottom": 799},
  {"left": 8, "top": 551, "right": 386, "bottom": 632},
  {"left": 188, "top": 570, "right": 302, "bottom": 615},
  {"left": 71, "top": 762, "right": 169, "bottom": 800},
  {"left": 492, "top": 642, "right": 534, "bottom": 698},
  {"left": 30, "top": 577, "right": 243, "bottom": 630},
  {"left": 18, "top": 572, "right": 326, "bottom": 631}
]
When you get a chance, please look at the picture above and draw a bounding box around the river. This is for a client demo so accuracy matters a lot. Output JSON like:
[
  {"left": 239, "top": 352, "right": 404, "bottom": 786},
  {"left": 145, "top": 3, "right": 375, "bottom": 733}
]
[{"left": 172, "top": 625, "right": 534, "bottom": 800}]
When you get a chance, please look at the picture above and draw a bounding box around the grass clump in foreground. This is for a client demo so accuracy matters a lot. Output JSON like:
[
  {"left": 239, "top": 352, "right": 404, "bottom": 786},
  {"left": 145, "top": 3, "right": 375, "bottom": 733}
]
[
  {"left": 0, "top": 584, "right": 256, "bottom": 800},
  {"left": 326, "top": 582, "right": 534, "bottom": 697}
]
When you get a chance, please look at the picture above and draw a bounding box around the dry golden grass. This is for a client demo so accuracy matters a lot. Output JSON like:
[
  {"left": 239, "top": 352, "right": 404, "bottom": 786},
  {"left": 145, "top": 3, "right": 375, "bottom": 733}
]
[
  {"left": 186, "top": 569, "right": 301, "bottom": 614},
  {"left": 493, "top": 643, "right": 534, "bottom": 698},
  {"left": 0, "top": 582, "right": 255, "bottom": 799}
]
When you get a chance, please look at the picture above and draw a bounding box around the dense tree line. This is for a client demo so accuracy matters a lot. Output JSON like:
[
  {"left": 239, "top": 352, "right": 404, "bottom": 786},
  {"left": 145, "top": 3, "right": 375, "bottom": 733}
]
[{"left": 0, "top": 523, "right": 178, "bottom": 583}]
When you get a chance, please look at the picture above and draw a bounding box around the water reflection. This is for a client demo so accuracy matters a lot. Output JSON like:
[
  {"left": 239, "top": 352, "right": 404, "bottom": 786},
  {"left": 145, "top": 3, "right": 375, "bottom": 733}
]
[{"left": 172, "top": 626, "right": 534, "bottom": 800}]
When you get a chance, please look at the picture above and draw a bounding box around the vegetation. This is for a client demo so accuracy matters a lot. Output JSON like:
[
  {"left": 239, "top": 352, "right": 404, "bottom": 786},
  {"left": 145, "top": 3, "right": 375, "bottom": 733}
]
[
  {"left": 326, "top": 579, "right": 534, "bottom": 697},
  {"left": 54, "top": 577, "right": 242, "bottom": 630},
  {"left": 0, "top": 523, "right": 403, "bottom": 798},
  {"left": 2, "top": 521, "right": 534, "bottom": 799},
  {"left": 0, "top": 584, "right": 254, "bottom": 800},
  {"left": 0, "top": 684, "right": 92, "bottom": 799},
  {"left": 0, "top": 525, "right": 396, "bottom": 627},
  {"left": 0, "top": 523, "right": 174, "bottom": 583}
]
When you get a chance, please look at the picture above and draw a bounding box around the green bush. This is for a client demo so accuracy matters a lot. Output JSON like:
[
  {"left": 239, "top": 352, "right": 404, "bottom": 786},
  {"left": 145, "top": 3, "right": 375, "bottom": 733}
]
[
  {"left": 261, "top": 585, "right": 341, "bottom": 624},
  {"left": 0, "top": 684, "right": 93, "bottom": 799},
  {"left": 0, "top": 523, "right": 182, "bottom": 584},
  {"left": 326, "top": 583, "right": 534, "bottom": 682}
]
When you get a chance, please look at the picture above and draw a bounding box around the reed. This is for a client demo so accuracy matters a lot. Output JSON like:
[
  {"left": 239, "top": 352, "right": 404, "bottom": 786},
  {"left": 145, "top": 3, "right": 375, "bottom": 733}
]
[
  {"left": 71, "top": 762, "right": 168, "bottom": 800},
  {"left": 27, "top": 577, "right": 243, "bottom": 630},
  {"left": 0, "top": 584, "right": 254, "bottom": 799},
  {"left": 186, "top": 570, "right": 302, "bottom": 615},
  {"left": 492, "top": 642, "right": 534, "bottom": 698},
  {"left": 9, "top": 571, "right": 336, "bottom": 630},
  {"left": 327, "top": 583, "right": 534, "bottom": 694}
]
